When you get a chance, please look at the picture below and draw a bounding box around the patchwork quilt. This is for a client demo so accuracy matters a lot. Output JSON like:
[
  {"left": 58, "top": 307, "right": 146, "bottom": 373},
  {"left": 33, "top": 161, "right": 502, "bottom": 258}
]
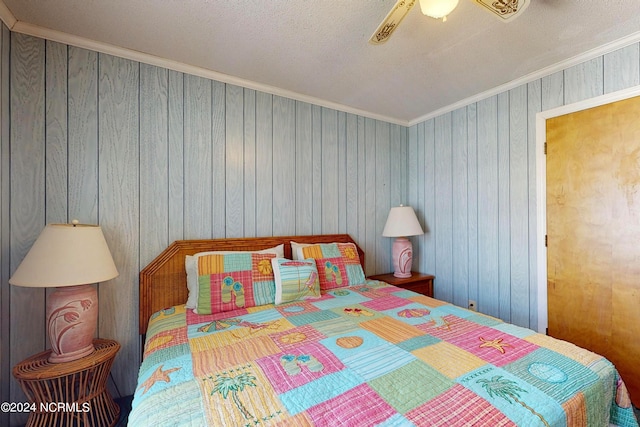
[{"left": 129, "top": 281, "right": 638, "bottom": 426}]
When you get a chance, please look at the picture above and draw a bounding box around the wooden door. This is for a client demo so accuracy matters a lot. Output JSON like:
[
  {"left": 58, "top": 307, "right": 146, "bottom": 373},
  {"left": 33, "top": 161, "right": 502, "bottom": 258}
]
[{"left": 546, "top": 96, "right": 640, "bottom": 405}]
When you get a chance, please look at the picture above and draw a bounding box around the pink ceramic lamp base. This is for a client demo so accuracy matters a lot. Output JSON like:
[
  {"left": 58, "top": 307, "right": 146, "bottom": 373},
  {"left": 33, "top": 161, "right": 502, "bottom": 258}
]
[
  {"left": 391, "top": 237, "right": 413, "bottom": 278},
  {"left": 47, "top": 284, "right": 98, "bottom": 363}
]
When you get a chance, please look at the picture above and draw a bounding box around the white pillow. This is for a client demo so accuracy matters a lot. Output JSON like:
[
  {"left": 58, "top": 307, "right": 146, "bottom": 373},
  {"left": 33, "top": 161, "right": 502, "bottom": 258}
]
[
  {"left": 290, "top": 241, "right": 313, "bottom": 260},
  {"left": 184, "top": 244, "right": 284, "bottom": 309}
]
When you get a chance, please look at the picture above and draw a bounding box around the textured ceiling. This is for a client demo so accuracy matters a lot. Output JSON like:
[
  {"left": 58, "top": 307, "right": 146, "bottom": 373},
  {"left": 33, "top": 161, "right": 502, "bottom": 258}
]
[{"left": 2, "top": 0, "right": 640, "bottom": 124}]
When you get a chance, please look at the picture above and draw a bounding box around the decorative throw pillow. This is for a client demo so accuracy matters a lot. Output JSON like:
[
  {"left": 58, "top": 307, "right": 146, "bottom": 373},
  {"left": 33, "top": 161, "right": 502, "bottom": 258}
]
[
  {"left": 185, "top": 244, "right": 283, "bottom": 309},
  {"left": 194, "top": 252, "right": 277, "bottom": 314},
  {"left": 296, "top": 243, "right": 365, "bottom": 290},
  {"left": 271, "top": 258, "right": 321, "bottom": 304}
]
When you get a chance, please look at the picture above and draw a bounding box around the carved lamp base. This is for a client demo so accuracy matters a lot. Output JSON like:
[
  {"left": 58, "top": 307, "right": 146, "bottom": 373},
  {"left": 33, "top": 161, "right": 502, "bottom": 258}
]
[
  {"left": 391, "top": 237, "right": 413, "bottom": 278},
  {"left": 46, "top": 284, "right": 98, "bottom": 363}
]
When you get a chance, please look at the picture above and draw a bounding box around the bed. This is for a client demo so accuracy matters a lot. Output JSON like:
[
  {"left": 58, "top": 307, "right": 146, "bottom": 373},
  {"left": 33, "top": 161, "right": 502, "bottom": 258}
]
[{"left": 129, "top": 234, "right": 638, "bottom": 426}]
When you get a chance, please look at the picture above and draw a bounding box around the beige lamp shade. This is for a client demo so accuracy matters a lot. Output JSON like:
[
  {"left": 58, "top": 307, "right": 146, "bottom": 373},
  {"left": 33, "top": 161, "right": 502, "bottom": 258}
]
[
  {"left": 9, "top": 223, "right": 119, "bottom": 288},
  {"left": 382, "top": 205, "right": 424, "bottom": 238}
]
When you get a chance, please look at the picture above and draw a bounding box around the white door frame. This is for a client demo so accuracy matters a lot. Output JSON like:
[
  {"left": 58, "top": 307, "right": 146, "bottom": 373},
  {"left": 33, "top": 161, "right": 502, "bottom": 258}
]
[{"left": 535, "top": 84, "right": 640, "bottom": 333}]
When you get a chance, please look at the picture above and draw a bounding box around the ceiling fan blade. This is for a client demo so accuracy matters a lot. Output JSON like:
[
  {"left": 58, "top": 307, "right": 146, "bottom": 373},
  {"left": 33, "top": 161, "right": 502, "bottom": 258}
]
[
  {"left": 369, "top": 0, "right": 417, "bottom": 45},
  {"left": 474, "top": 0, "right": 530, "bottom": 22}
]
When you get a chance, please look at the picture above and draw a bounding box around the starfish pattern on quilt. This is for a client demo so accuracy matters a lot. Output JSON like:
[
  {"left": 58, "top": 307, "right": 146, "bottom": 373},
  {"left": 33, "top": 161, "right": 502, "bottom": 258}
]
[
  {"left": 478, "top": 337, "right": 512, "bottom": 354},
  {"left": 137, "top": 364, "right": 181, "bottom": 395}
]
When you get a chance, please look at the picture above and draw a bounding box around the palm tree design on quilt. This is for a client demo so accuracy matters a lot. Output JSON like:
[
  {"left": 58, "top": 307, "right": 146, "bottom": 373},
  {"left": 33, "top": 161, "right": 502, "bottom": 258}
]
[
  {"left": 210, "top": 370, "right": 257, "bottom": 420},
  {"left": 477, "top": 375, "right": 550, "bottom": 427}
]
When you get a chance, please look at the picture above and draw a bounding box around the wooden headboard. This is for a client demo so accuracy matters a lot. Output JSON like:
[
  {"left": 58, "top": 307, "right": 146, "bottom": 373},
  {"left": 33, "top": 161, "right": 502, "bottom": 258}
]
[{"left": 139, "top": 234, "right": 364, "bottom": 335}]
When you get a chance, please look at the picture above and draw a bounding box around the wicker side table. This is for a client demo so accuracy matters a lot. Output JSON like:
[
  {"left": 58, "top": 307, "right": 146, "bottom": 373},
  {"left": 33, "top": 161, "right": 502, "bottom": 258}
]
[{"left": 12, "top": 338, "right": 120, "bottom": 427}]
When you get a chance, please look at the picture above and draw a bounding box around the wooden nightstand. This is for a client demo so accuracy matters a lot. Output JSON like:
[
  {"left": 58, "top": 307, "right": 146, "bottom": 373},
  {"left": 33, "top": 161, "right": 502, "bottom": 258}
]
[
  {"left": 368, "top": 272, "right": 435, "bottom": 297},
  {"left": 12, "top": 338, "right": 120, "bottom": 427}
]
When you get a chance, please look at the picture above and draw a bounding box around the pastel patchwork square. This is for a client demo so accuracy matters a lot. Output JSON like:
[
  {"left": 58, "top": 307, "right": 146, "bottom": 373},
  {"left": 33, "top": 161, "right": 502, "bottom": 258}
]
[
  {"left": 197, "top": 270, "right": 255, "bottom": 313},
  {"left": 459, "top": 365, "right": 565, "bottom": 426},
  {"left": 369, "top": 359, "right": 454, "bottom": 414},
  {"left": 199, "top": 363, "right": 285, "bottom": 424},
  {"left": 287, "top": 309, "right": 341, "bottom": 327},
  {"left": 306, "top": 384, "right": 399, "bottom": 426},
  {"left": 270, "top": 325, "right": 326, "bottom": 352},
  {"left": 257, "top": 341, "right": 344, "bottom": 394},
  {"left": 191, "top": 335, "right": 281, "bottom": 375},
  {"left": 406, "top": 384, "right": 514, "bottom": 427},
  {"left": 360, "top": 317, "right": 425, "bottom": 344},
  {"left": 129, "top": 380, "right": 207, "bottom": 426},
  {"left": 412, "top": 341, "right": 486, "bottom": 379},
  {"left": 445, "top": 325, "right": 539, "bottom": 367},
  {"left": 343, "top": 343, "right": 415, "bottom": 381},
  {"left": 135, "top": 357, "right": 192, "bottom": 398},
  {"left": 502, "top": 347, "right": 600, "bottom": 403},
  {"left": 279, "top": 370, "right": 363, "bottom": 415}
]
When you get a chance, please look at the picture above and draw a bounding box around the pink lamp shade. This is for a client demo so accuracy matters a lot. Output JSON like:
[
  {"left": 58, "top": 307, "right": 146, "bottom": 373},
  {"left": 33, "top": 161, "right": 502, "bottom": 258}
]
[
  {"left": 382, "top": 205, "right": 424, "bottom": 278},
  {"left": 9, "top": 222, "right": 118, "bottom": 363}
]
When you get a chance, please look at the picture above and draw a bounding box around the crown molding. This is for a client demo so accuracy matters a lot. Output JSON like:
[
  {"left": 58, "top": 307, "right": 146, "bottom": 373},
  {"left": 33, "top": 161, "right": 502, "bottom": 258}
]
[
  {"left": 1, "top": 11, "right": 408, "bottom": 126},
  {"left": 0, "top": 0, "right": 16, "bottom": 29}
]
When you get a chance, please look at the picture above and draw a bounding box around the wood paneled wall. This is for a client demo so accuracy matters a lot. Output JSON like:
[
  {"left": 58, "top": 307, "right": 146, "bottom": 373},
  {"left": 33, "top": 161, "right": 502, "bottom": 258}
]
[
  {"left": 408, "top": 43, "right": 640, "bottom": 330},
  {"left": 0, "top": 32, "right": 404, "bottom": 423},
  {"left": 0, "top": 22, "right": 10, "bottom": 427},
  {"left": 1, "top": 26, "right": 639, "bottom": 426}
]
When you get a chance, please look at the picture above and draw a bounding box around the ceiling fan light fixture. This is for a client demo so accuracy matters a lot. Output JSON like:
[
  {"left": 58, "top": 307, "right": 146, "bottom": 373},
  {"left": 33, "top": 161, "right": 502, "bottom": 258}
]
[{"left": 419, "top": 0, "right": 459, "bottom": 20}]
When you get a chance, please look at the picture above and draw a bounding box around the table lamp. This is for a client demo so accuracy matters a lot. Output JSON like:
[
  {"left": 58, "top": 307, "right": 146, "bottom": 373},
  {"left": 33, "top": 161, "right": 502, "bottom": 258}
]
[
  {"left": 9, "top": 221, "right": 118, "bottom": 363},
  {"left": 382, "top": 205, "right": 424, "bottom": 278}
]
